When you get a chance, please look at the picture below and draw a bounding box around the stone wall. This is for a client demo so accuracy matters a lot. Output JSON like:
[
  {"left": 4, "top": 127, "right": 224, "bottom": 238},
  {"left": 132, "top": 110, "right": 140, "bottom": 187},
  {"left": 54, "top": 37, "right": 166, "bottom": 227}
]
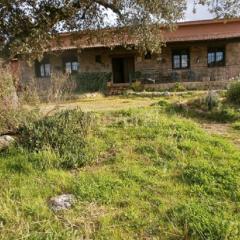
[
  {"left": 135, "top": 41, "right": 240, "bottom": 83},
  {"left": 19, "top": 40, "right": 240, "bottom": 91}
]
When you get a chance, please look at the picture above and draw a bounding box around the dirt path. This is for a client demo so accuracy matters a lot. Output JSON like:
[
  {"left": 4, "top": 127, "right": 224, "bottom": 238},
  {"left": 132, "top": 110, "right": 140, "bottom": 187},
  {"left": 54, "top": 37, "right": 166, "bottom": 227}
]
[
  {"left": 201, "top": 123, "right": 240, "bottom": 148},
  {"left": 39, "top": 96, "right": 160, "bottom": 116},
  {"left": 35, "top": 95, "right": 240, "bottom": 148}
]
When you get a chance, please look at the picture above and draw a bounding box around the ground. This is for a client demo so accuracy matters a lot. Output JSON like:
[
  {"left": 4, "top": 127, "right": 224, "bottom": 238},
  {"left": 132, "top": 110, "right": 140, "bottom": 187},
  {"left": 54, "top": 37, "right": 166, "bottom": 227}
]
[
  {"left": 39, "top": 95, "right": 160, "bottom": 115},
  {"left": 1, "top": 93, "right": 240, "bottom": 239},
  {"left": 39, "top": 93, "right": 240, "bottom": 148}
]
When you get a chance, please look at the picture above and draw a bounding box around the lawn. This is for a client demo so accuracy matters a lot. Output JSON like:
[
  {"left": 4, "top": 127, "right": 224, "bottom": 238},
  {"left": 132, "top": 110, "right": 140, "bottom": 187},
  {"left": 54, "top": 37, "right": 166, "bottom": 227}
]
[{"left": 1, "top": 94, "right": 240, "bottom": 239}]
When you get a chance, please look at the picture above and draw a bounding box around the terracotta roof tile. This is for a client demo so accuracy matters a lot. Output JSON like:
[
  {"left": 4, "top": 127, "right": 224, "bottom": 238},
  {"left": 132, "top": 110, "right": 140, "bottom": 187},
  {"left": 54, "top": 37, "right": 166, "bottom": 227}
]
[
  {"left": 164, "top": 19, "right": 240, "bottom": 42},
  {"left": 51, "top": 18, "right": 240, "bottom": 50}
]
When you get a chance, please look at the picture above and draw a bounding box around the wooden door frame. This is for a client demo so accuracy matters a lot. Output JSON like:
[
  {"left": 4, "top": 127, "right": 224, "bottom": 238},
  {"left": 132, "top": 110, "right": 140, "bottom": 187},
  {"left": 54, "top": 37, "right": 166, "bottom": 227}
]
[{"left": 111, "top": 55, "right": 135, "bottom": 85}]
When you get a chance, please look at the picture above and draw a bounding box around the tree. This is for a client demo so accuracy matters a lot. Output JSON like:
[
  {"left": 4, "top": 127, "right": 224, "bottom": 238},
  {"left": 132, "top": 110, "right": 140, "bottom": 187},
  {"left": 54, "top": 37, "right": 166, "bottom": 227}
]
[{"left": 0, "top": 0, "right": 238, "bottom": 60}]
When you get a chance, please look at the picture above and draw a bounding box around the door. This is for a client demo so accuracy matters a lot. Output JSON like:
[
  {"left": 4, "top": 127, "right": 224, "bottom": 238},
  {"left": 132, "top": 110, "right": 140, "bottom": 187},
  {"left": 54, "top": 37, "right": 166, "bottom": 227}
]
[{"left": 112, "top": 56, "right": 135, "bottom": 84}]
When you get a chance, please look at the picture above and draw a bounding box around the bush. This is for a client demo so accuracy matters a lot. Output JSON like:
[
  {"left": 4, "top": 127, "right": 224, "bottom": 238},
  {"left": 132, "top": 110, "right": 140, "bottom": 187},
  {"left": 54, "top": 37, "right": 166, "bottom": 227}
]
[
  {"left": 131, "top": 80, "right": 144, "bottom": 92},
  {"left": 18, "top": 109, "right": 92, "bottom": 169},
  {"left": 170, "top": 82, "right": 186, "bottom": 92},
  {"left": 227, "top": 81, "right": 240, "bottom": 104},
  {"left": 74, "top": 72, "right": 111, "bottom": 93}
]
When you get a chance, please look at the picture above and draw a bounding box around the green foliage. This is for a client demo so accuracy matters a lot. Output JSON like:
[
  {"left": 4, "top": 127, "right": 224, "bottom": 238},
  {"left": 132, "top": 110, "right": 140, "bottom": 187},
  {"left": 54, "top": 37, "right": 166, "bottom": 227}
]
[
  {"left": 182, "top": 164, "right": 240, "bottom": 200},
  {"left": 227, "top": 81, "right": 240, "bottom": 104},
  {"left": 0, "top": 108, "right": 39, "bottom": 135},
  {"left": 0, "top": 100, "right": 240, "bottom": 239},
  {"left": 131, "top": 80, "right": 144, "bottom": 92},
  {"left": 18, "top": 109, "right": 92, "bottom": 169},
  {"left": 170, "top": 82, "right": 186, "bottom": 92},
  {"left": 74, "top": 72, "right": 111, "bottom": 93},
  {"left": 0, "top": 1, "right": 189, "bottom": 60},
  {"left": 169, "top": 93, "right": 240, "bottom": 123},
  {"left": 168, "top": 202, "right": 240, "bottom": 240},
  {"left": 232, "top": 121, "right": 240, "bottom": 130}
]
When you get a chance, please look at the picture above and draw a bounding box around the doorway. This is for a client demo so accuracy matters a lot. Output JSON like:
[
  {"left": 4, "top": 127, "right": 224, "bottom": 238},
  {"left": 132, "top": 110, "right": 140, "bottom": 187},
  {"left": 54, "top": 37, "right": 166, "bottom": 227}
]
[{"left": 112, "top": 56, "right": 135, "bottom": 84}]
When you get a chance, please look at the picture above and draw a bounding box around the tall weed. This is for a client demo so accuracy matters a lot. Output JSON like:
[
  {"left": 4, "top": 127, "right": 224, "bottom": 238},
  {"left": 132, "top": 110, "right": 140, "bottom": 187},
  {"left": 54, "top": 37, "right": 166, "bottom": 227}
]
[{"left": 227, "top": 81, "right": 240, "bottom": 104}]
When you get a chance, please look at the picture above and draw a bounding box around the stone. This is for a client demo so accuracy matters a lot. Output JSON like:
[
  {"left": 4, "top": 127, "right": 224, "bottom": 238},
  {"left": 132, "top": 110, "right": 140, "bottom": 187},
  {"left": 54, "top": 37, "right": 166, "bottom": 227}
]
[
  {"left": 49, "top": 194, "right": 75, "bottom": 211},
  {"left": 163, "top": 91, "right": 171, "bottom": 97},
  {"left": 0, "top": 135, "right": 15, "bottom": 150}
]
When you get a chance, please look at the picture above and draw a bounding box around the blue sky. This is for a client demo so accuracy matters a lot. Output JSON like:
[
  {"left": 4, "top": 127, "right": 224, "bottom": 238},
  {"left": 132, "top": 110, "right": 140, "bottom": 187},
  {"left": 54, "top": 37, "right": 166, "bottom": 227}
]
[{"left": 186, "top": 0, "right": 213, "bottom": 21}]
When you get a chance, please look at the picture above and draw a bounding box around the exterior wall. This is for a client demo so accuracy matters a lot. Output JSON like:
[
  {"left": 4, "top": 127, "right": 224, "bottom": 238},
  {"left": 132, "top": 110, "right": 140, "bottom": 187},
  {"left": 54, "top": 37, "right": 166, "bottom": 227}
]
[
  {"left": 135, "top": 40, "right": 240, "bottom": 83},
  {"left": 19, "top": 39, "right": 240, "bottom": 91},
  {"left": 19, "top": 47, "right": 133, "bottom": 89},
  {"left": 78, "top": 48, "right": 112, "bottom": 72}
]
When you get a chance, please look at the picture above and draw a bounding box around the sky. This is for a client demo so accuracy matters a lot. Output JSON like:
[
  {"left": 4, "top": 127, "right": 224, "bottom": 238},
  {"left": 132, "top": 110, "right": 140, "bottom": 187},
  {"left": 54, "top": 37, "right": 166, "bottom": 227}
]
[
  {"left": 104, "top": 0, "right": 214, "bottom": 27},
  {"left": 185, "top": 0, "right": 213, "bottom": 21}
]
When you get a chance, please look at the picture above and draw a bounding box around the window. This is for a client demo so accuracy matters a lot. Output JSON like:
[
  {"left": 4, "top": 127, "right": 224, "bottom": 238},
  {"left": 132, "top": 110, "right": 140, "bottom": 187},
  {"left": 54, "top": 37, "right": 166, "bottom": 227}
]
[
  {"left": 96, "top": 55, "right": 102, "bottom": 64},
  {"left": 172, "top": 49, "right": 190, "bottom": 69},
  {"left": 208, "top": 47, "right": 225, "bottom": 67},
  {"left": 35, "top": 59, "right": 51, "bottom": 78},
  {"left": 63, "top": 56, "right": 79, "bottom": 74}
]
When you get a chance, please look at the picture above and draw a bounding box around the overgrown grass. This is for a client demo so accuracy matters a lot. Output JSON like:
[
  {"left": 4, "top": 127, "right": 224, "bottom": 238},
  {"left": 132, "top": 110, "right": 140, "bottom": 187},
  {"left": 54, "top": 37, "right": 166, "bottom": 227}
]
[
  {"left": 0, "top": 104, "right": 240, "bottom": 239},
  {"left": 168, "top": 93, "right": 240, "bottom": 123}
]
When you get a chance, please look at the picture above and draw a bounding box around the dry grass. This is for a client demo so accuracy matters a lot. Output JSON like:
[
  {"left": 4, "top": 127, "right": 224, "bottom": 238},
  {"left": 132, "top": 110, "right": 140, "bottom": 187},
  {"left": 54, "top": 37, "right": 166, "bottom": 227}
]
[{"left": 38, "top": 95, "right": 162, "bottom": 116}]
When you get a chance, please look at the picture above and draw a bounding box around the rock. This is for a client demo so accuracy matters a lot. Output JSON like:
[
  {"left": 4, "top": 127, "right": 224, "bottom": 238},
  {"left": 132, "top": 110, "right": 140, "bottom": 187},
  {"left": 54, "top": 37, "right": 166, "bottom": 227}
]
[
  {"left": 0, "top": 135, "right": 15, "bottom": 150},
  {"left": 49, "top": 194, "right": 75, "bottom": 211},
  {"left": 163, "top": 91, "right": 171, "bottom": 97}
]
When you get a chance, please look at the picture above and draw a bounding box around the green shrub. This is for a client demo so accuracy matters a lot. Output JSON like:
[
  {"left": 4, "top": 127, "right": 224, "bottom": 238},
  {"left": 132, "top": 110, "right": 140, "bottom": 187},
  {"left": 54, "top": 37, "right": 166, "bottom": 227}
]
[
  {"left": 211, "top": 107, "right": 240, "bottom": 123},
  {"left": 18, "top": 109, "right": 92, "bottom": 169},
  {"left": 74, "top": 72, "right": 111, "bottom": 93},
  {"left": 227, "top": 81, "right": 240, "bottom": 104},
  {"left": 170, "top": 82, "right": 186, "bottom": 92},
  {"left": 131, "top": 80, "right": 144, "bottom": 92}
]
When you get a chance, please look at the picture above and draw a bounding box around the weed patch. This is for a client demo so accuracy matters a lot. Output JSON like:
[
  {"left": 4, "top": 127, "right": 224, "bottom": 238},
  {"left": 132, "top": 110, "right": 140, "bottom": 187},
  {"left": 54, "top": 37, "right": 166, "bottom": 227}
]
[
  {"left": 18, "top": 109, "right": 92, "bottom": 169},
  {"left": 167, "top": 202, "right": 240, "bottom": 240},
  {"left": 182, "top": 164, "right": 240, "bottom": 200}
]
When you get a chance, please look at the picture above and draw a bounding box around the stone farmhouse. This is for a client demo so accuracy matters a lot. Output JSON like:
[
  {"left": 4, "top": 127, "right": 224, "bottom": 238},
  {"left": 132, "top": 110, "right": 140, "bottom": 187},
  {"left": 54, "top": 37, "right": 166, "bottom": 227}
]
[{"left": 14, "top": 18, "right": 240, "bottom": 91}]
